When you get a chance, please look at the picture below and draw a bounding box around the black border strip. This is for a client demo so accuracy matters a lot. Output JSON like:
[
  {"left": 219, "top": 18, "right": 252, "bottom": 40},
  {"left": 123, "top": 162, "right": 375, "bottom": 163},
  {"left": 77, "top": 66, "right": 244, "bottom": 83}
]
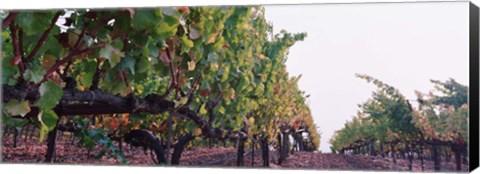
[{"left": 470, "top": 1, "right": 479, "bottom": 172}]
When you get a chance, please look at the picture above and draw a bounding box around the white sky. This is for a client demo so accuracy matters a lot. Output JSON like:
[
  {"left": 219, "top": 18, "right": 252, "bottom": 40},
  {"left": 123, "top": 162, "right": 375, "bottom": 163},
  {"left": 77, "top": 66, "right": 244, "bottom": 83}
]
[{"left": 264, "top": 2, "right": 469, "bottom": 152}]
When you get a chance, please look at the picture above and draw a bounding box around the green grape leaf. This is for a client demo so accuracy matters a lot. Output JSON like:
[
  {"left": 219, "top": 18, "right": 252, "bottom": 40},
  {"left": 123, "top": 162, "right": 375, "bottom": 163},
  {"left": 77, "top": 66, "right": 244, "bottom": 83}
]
[
  {"left": 24, "top": 66, "right": 46, "bottom": 84},
  {"left": 37, "top": 109, "right": 58, "bottom": 142},
  {"left": 199, "top": 104, "right": 207, "bottom": 115},
  {"left": 107, "top": 81, "right": 132, "bottom": 96},
  {"left": 162, "top": 7, "right": 182, "bottom": 18},
  {"left": 181, "top": 34, "right": 194, "bottom": 54},
  {"left": 74, "top": 59, "right": 96, "bottom": 88},
  {"left": 248, "top": 117, "right": 255, "bottom": 125},
  {"left": 174, "top": 97, "right": 189, "bottom": 108},
  {"left": 220, "top": 65, "right": 230, "bottom": 82},
  {"left": 2, "top": 55, "right": 19, "bottom": 85},
  {"left": 203, "top": 19, "right": 216, "bottom": 44},
  {"left": 4, "top": 100, "right": 31, "bottom": 117},
  {"left": 233, "top": 116, "right": 243, "bottom": 131},
  {"left": 218, "top": 106, "right": 226, "bottom": 115},
  {"left": 38, "top": 81, "right": 63, "bottom": 110},
  {"left": 135, "top": 56, "right": 151, "bottom": 74},
  {"left": 113, "top": 13, "right": 132, "bottom": 32},
  {"left": 100, "top": 44, "right": 125, "bottom": 68},
  {"left": 78, "top": 71, "right": 94, "bottom": 89},
  {"left": 131, "top": 10, "right": 157, "bottom": 30},
  {"left": 40, "top": 109, "right": 59, "bottom": 131},
  {"left": 154, "top": 22, "right": 178, "bottom": 40},
  {"left": 39, "top": 124, "right": 49, "bottom": 142},
  {"left": 254, "top": 84, "right": 265, "bottom": 96},
  {"left": 16, "top": 12, "right": 55, "bottom": 36},
  {"left": 116, "top": 55, "right": 136, "bottom": 74},
  {"left": 2, "top": 115, "right": 29, "bottom": 129}
]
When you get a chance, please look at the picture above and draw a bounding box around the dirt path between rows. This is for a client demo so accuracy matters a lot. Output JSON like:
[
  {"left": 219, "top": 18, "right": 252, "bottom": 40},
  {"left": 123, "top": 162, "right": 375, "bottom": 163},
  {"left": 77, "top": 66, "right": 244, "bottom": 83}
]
[{"left": 1, "top": 138, "right": 469, "bottom": 172}]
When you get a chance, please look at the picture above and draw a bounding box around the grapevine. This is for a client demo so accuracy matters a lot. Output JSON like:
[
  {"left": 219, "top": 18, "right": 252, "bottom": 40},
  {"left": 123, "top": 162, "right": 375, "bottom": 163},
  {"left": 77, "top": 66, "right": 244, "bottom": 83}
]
[{"left": 1, "top": 6, "right": 320, "bottom": 166}]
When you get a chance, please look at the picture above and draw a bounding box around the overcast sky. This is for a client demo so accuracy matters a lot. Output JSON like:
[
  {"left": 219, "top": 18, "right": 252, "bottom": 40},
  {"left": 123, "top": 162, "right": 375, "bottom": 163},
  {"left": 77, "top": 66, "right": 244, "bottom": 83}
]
[{"left": 264, "top": 2, "right": 469, "bottom": 152}]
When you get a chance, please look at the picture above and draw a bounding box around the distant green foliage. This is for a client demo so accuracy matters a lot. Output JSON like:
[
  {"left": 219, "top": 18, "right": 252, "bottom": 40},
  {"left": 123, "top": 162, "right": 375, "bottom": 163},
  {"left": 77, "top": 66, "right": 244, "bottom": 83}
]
[
  {"left": 414, "top": 79, "right": 468, "bottom": 144},
  {"left": 330, "top": 75, "right": 467, "bottom": 152}
]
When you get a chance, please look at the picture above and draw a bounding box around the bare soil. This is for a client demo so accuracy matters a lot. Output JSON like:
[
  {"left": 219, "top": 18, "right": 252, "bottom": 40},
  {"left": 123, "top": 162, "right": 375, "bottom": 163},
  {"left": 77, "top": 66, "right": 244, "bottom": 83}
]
[{"left": 1, "top": 134, "right": 469, "bottom": 172}]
